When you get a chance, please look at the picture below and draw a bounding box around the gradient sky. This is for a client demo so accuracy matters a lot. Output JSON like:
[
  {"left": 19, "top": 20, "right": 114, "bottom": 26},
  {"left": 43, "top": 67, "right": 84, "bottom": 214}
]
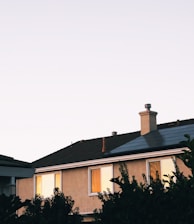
[{"left": 0, "top": 0, "right": 194, "bottom": 162}]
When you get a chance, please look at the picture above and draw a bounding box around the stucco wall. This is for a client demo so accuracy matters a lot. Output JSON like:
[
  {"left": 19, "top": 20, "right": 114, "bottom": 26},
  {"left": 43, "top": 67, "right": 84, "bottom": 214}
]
[
  {"left": 113, "top": 157, "right": 191, "bottom": 193},
  {"left": 16, "top": 177, "right": 34, "bottom": 216},
  {"left": 62, "top": 166, "right": 102, "bottom": 214},
  {"left": 61, "top": 162, "right": 146, "bottom": 214},
  {"left": 113, "top": 160, "right": 146, "bottom": 192},
  {"left": 16, "top": 177, "right": 34, "bottom": 201},
  {"left": 176, "top": 157, "right": 191, "bottom": 177},
  {"left": 16, "top": 155, "right": 191, "bottom": 216}
]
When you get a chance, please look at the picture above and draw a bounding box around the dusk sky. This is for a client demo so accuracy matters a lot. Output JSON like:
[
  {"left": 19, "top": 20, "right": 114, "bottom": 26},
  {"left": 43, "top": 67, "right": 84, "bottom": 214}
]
[{"left": 0, "top": 0, "right": 194, "bottom": 162}]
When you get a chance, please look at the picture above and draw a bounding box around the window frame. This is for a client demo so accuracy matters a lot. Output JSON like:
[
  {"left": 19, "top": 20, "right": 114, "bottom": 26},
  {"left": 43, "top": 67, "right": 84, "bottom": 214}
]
[
  {"left": 88, "top": 164, "right": 113, "bottom": 196},
  {"left": 34, "top": 171, "right": 62, "bottom": 198},
  {"left": 146, "top": 156, "right": 176, "bottom": 185}
]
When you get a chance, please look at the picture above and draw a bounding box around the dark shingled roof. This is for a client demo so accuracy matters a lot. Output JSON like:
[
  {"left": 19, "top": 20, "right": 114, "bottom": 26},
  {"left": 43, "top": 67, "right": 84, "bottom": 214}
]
[
  {"left": 0, "top": 155, "right": 32, "bottom": 168},
  {"left": 109, "top": 123, "right": 194, "bottom": 156},
  {"left": 32, "top": 131, "right": 140, "bottom": 168},
  {"left": 32, "top": 119, "right": 194, "bottom": 168}
]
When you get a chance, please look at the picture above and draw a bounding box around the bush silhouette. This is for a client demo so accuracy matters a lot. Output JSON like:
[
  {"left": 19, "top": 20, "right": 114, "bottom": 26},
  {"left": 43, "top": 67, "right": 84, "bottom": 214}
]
[
  {"left": 94, "top": 135, "right": 194, "bottom": 224},
  {"left": 0, "top": 194, "right": 29, "bottom": 224},
  {"left": 0, "top": 188, "right": 81, "bottom": 224},
  {"left": 20, "top": 188, "right": 82, "bottom": 224}
]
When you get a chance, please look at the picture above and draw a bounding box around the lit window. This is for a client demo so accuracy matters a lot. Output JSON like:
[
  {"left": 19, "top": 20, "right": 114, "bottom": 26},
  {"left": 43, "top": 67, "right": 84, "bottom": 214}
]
[
  {"left": 35, "top": 172, "right": 61, "bottom": 198},
  {"left": 148, "top": 158, "right": 175, "bottom": 185},
  {"left": 89, "top": 165, "right": 113, "bottom": 195}
]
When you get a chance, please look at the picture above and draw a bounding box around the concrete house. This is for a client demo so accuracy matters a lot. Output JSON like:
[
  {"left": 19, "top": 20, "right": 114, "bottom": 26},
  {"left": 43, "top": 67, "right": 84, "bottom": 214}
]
[
  {"left": 17, "top": 104, "right": 193, "bottom": 221},
  {"left": 0, "top": 155, "right": 34, "bottom": 196}
]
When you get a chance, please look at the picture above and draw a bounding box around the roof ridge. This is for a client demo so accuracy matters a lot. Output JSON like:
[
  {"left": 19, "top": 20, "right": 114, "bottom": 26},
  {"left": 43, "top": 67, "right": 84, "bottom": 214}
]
[{"left": 157, "top": 118, "right": 194, "bottom": 129}]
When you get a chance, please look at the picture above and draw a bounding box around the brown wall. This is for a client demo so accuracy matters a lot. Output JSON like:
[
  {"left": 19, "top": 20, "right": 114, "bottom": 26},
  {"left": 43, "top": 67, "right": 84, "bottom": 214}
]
[
  {"left": 113, "top": 160, "right": 146, "bottom": 192},
  {"left": 16, "top": 177, "right": 34, "bottom": 216},
  {"left": 16, "top": 155, "right": 192, "bottom": 215},
  {"left": 62, "top": 161, "right": 147, "bottom": 214},
  {"left": 16, "top": 177, "right": 34, "bottom": 201},
  {"left": 176, "top": 157, "right": 191, "bottom": 177},
  {"left": 62, "top": 167, "right": 102, "bottom": 214}
]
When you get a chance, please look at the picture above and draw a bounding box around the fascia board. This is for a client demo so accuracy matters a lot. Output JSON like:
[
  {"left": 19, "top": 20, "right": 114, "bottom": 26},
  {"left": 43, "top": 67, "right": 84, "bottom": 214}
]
[
  {"left": 35, "top": 147, "right": 186, "bottom": 173},
  {"left": 0, "top": 166, "right": 35, "bottom": 178}
]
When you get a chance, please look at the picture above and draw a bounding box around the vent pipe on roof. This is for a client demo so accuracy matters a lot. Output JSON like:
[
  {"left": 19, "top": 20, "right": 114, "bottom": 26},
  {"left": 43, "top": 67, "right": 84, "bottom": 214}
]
[
  {"left": 139, "top": 104, "right": 158, "bottom": 135},
  {"left": 102, "top": 137, "right": 106, "bottom": 153},
  {"left": 112, "top": 131, "right": 117, "bottom": 136}
]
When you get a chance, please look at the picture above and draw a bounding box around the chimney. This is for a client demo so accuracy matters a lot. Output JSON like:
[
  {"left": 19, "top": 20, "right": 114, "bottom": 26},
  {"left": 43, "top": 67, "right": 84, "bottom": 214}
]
[
  {"left": 139, "top": 104, "right": 157, "bottom": 135},
  {"left": 102, "top": 137, "right": 106, "bottom": 152}
]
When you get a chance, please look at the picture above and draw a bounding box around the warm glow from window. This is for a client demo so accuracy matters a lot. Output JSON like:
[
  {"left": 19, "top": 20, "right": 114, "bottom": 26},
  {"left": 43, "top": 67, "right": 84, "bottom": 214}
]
[
  {"left": 161, "top": 158, "right": 175, "bottom": 183},
  {"left": 91, "top": 168, "right": 101, "bottom": 193},
  {"left": 149, "top": 161, "right": 161, "bottom": 180},
  {"left": 36, "top": 176, "right": 42, "bottom": 195},
  {"left": 55, "top": 173, "right": 61, "bottom": 189},
  {"left": 101, "top": 166, "right": 112, "bottom": 192},
  {"left": 35, "top": 172, "right": 61, "bottom": 198},
  {"left": 42, "top": 174, "right": 55, "bottom": 198},
  {"left": 148, "top": 158, "right": 175, "bottom": 186},
  {"left": 90, "top": 165, "right": 113, "bottom": 194}
]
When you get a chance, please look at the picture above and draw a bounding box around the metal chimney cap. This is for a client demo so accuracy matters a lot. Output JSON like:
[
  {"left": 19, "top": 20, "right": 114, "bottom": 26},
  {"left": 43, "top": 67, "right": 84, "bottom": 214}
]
[
  {"left": 112, "top": 131, "right": 117, "bottom": 136},
  {"left": 145, "top": 103, "right": 151, "bottom": 111}
]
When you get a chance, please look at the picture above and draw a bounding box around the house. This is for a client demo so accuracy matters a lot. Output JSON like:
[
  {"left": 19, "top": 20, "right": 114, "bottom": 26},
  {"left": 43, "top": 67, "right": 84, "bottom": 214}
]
[
  {"left": 17, "top": 104, "right": 194, "bottom": 222},
  {"left": 0, "top": 155, "right": 34, "bottom": 196}
]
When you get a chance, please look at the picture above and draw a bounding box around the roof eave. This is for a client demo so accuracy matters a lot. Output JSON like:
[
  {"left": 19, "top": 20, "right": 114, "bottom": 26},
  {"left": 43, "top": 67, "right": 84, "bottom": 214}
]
[{"left": 35, "top": 147, "right": 186, "bottom": 173}]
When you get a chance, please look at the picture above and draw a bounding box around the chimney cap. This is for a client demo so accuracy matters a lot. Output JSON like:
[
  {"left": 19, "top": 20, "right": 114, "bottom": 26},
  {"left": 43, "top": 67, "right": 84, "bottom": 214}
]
[
  {"left": 112, "top": 131, "right": 117, "bottom": 136},
  {"left": 145, "top": 103, "right": 151, "bottom": 111}
]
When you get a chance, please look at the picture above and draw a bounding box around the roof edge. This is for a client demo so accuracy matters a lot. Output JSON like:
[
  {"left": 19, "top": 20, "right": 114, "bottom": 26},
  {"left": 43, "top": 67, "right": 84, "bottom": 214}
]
[{"left": 35, "top": 147, "right": 185, "bottom": 173}]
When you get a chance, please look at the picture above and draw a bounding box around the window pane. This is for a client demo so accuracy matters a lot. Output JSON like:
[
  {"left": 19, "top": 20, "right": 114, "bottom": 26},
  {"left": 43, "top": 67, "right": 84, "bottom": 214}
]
[
  {"left": 161, "top": 158, "right": 175, "bottom": 184},
  {"left": 149, "top": 161, "right": 161, "bottom": 180},
  {"left": 55, "top": 173, "right": 61, "bottom": 189},
  {"left": 101, "top": 166, "right": 113, "bottom": 192},
  {"left": 91, "top": 169, "right": 101, "bottom": 193},
  {"left": 36, "top": 176, "right": 42, "bottom": 195},
  {"left": 42, "top": 174, "right": 55, "bottom": 198}
]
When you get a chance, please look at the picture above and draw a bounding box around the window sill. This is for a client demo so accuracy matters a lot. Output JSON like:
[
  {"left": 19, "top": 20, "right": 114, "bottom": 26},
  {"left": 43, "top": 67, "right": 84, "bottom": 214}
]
[{"left": 88, "top": 192, "right": 99, "bottom": 197}]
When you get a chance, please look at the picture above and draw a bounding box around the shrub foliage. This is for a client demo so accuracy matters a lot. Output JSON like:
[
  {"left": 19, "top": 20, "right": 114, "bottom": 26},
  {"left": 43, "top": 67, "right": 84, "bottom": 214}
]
[
  {"left": 19, "top": 188, "right": 82, "bottom": 224},
  {"left": 94, "top": 135, "right": 194, "bottom": 224},
  {"left": 0, "top": 194, "right": 29, "bottom": 224},
  {"left": 0, "top": 188, "right": 81, "bottom": 224}
]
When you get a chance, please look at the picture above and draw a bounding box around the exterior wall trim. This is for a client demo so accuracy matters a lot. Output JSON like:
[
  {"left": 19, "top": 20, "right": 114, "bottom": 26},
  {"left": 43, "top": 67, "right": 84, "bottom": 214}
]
[{"left": 35, "top": 147, "right": 186, "bottom": 173}]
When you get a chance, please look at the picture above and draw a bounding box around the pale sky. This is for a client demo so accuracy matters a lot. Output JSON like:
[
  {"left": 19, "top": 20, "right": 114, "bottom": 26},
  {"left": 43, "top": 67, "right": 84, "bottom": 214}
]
[{"left": 0, "top": 0, "right": 194, "bottom": 162}]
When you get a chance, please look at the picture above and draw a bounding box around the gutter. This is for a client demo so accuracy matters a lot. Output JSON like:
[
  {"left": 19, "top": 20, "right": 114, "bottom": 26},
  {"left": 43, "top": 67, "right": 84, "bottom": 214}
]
[{"left": 35, "top": 147, "right": 186, "bottom": 173}]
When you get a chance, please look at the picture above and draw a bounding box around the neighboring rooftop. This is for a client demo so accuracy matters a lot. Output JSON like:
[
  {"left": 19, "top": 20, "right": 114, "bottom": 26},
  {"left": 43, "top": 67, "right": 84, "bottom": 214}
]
[
  {"left": 0, "top": 154, "right": 35, "bottom": 178},
  {"left": 0, "top": 154, "right": 32, "bottom": 168}
]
